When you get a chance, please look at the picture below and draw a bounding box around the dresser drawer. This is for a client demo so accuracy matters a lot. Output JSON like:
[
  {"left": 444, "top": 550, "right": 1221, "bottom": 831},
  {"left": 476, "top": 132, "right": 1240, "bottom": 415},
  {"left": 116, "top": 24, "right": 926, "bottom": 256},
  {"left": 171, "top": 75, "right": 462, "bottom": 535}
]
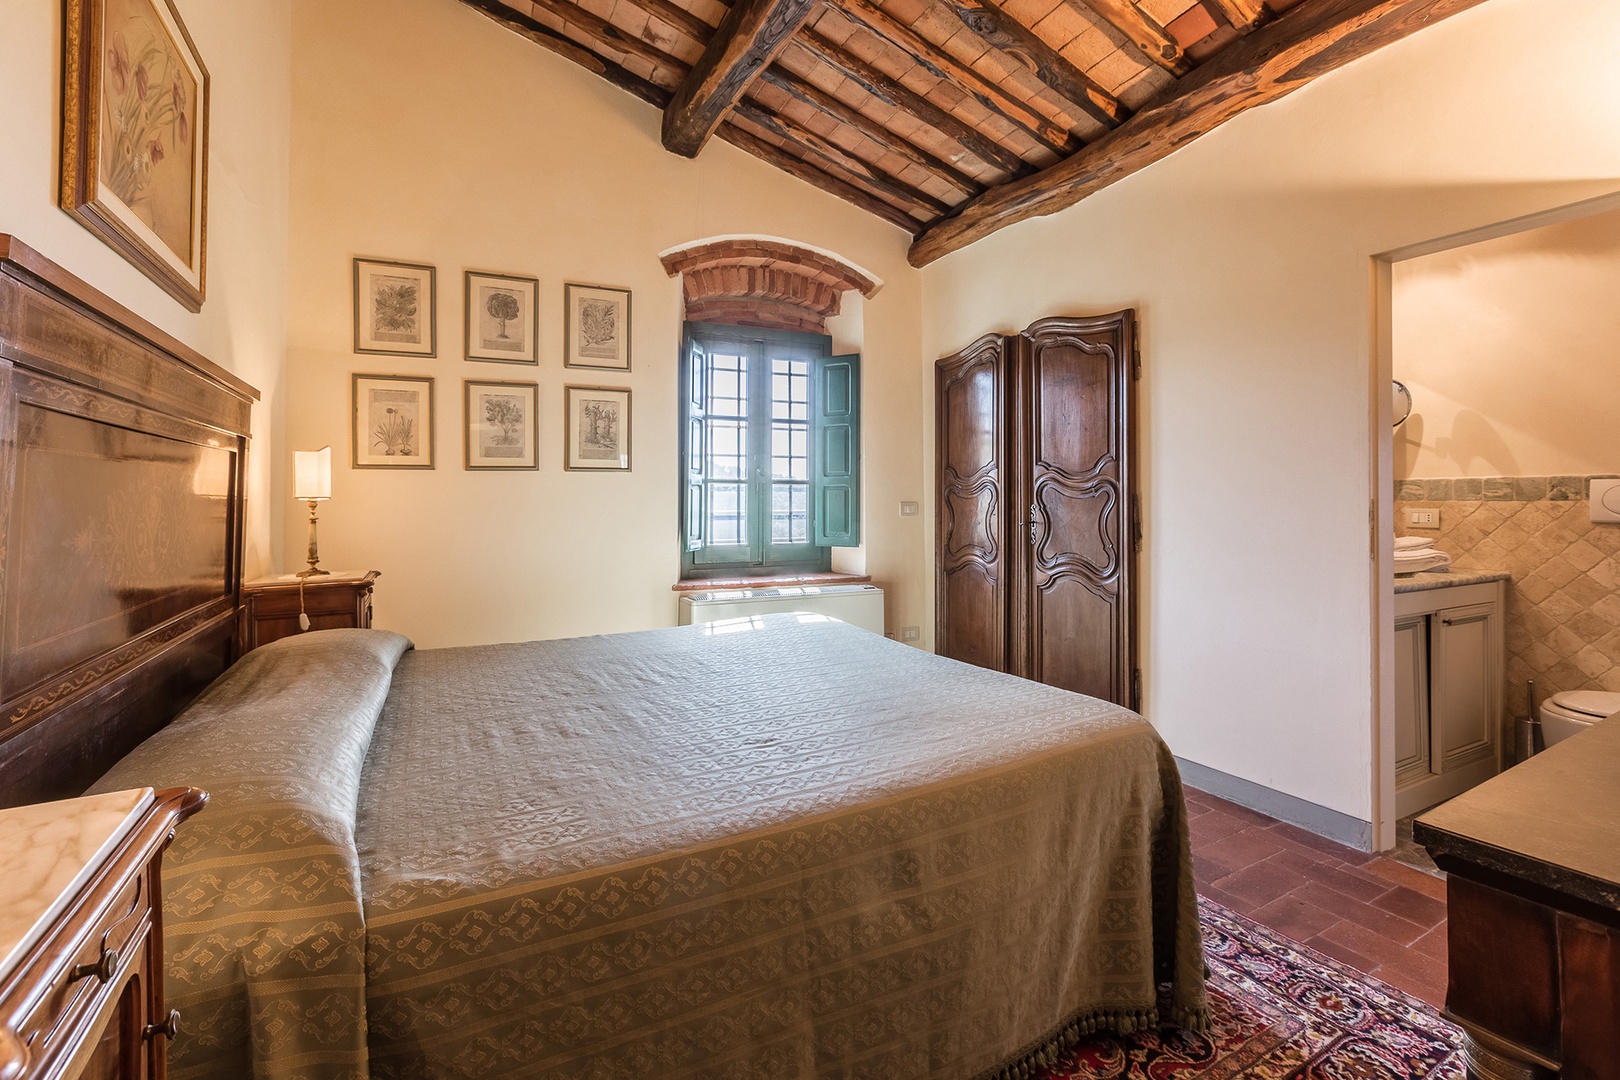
[{"left": 14, "top": 868, "right": 151, "bottom": 1072}]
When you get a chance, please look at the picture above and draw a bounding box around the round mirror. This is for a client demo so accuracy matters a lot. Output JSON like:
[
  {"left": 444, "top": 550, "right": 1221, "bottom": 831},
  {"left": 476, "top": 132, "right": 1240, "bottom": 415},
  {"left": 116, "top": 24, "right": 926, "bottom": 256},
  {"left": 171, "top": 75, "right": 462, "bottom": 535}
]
[{"left": 1392, "top": 380, "right": 1413, "bottom": 429}]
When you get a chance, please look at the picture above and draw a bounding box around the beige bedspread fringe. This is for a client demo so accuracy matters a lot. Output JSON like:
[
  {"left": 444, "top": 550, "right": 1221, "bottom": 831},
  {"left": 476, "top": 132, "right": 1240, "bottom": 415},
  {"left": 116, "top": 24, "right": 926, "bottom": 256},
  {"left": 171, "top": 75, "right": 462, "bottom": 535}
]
[{"left": 975, "top": 998, "right": 1213, "bottom": 1080}]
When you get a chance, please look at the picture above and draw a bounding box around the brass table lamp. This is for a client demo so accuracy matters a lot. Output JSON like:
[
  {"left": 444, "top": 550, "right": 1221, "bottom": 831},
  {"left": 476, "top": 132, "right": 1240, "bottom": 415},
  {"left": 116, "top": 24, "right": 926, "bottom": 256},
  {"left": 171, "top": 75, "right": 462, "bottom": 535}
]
[{"left": 294, "top": 446, "right": 332, "bottom": 577}]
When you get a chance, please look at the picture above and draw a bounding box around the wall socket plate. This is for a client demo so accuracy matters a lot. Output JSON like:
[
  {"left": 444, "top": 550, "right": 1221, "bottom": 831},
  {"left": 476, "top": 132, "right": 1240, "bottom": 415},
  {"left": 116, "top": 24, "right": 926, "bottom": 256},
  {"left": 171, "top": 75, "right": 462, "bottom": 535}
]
[
  {"left": 899, "top": 501, "right": 920, "bottom": 517},
  {"left": 1404, "top": 507, "right": 1440, "bottom": 530},
  {"left": 900, "top": 626, "right": 920, "bottom": 642}
]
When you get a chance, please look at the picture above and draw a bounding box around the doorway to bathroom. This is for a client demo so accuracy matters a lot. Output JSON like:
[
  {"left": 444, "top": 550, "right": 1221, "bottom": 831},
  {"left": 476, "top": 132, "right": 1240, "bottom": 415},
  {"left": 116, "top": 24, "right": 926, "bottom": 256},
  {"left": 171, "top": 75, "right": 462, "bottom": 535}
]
[{"left": 1371, "top": 192, "right": 1620, "bottom": 852}]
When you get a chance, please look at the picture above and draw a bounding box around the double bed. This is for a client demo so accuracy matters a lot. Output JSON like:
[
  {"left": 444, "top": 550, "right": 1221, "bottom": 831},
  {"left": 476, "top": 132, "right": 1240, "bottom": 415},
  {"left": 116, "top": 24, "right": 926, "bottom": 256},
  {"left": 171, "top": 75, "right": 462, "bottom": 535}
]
[{"left": 0, "top": 237, "right": 1205, "bottom": 1080}]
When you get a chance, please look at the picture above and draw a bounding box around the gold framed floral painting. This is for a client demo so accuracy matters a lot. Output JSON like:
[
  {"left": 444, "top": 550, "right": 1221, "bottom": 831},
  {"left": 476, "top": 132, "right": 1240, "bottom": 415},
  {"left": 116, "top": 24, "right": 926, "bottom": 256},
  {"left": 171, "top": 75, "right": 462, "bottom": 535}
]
[{"left": 61, "top": 0, "right": 210, "bottom": 311}]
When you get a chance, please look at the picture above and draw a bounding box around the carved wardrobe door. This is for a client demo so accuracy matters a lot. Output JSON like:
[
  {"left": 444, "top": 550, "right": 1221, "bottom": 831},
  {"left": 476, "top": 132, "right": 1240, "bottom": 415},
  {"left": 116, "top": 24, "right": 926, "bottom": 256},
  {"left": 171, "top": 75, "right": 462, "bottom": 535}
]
[
  {"left": 935, "top": 334, "right": 1010, "bottom": 671},
  {"left": 1015, "top": 313, "right": 1138, "bottom": 709},
  {"left": 934, "top": 311, "right": 1139, "bottom": 709}
]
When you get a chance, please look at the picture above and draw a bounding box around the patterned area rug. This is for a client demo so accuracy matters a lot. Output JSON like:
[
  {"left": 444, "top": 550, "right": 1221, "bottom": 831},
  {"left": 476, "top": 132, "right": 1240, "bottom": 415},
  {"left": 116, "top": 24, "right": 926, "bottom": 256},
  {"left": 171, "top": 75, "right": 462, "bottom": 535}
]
[{"left": 1036, "top": 897, "right": 1464, "bottom": 1079}]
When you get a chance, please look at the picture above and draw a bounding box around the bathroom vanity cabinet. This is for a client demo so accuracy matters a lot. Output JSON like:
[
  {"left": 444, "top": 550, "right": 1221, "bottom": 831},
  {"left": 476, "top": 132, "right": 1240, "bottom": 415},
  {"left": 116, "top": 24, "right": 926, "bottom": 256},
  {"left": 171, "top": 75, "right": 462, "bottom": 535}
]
[{"left": 1393, "top": 577, "right": 1506, "bottom": 818}]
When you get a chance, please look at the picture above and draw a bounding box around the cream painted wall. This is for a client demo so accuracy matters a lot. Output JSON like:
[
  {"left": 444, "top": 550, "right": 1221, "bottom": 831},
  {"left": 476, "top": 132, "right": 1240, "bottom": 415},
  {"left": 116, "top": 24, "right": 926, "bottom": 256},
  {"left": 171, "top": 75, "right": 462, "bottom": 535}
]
[
  {"left": 0, "top": 0, "right": 292, "bottom": 574},
  {"left": 920, "top": 0, "right": 1620, "bottom": 822},
  {"left": 1395, "top": 207, "right": 1620, "bottom": 480},
  {"left": 284, "top": 0, "right": 925, "bottom": 649}
]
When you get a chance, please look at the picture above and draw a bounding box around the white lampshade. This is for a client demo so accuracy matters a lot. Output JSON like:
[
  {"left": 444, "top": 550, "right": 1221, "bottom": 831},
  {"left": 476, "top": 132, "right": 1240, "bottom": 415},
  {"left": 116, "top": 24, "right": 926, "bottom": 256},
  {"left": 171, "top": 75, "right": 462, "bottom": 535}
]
[{"left": 294, "top": 446, "right": 332, "bottom": 501}]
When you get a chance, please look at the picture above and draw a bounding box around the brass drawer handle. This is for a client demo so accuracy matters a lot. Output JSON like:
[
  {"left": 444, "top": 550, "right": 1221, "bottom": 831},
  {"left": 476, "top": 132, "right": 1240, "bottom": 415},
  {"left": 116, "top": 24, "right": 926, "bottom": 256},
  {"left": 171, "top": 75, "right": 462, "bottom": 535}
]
[
  {"left": 69, "top": 945, "right": 118, "bottom": 985},
  {"left": 144, "top": 1010, "right": 180, "bottom": 1041}
]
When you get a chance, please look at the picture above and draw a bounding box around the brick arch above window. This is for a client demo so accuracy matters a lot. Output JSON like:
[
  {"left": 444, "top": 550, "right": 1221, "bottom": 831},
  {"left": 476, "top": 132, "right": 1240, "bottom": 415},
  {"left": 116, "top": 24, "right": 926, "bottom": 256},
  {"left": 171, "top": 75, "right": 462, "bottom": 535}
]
[{"left": 659, "top": 238, "right": 882, "bottom": 334}]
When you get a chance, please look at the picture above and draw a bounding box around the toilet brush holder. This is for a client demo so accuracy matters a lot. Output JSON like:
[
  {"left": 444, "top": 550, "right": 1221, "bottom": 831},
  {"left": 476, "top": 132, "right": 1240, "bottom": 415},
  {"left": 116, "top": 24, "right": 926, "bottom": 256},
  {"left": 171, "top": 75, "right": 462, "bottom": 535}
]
[{"left": 1515, "top": 679, "right": 1545, "bottom": 763}]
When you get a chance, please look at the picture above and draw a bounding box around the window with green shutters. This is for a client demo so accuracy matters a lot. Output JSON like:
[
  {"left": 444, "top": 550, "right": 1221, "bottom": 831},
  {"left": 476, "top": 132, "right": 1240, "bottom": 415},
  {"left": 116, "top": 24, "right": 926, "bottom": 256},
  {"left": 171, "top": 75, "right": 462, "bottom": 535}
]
[{"left": 680, "top": 322, "right": 860, "bottom": 577}]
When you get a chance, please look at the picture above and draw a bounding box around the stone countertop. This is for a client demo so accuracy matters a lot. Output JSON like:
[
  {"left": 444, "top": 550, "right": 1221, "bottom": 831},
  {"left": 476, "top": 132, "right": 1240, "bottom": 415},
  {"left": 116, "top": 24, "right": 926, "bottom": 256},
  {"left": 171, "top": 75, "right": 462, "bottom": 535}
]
[
  {"left": 1415, "top": 716, "right": 1620, "bottom": 911},
  {"left": 0, "top": 788, "right": 152, "bottom": 979},
  {"left": 1393, "top": 569, "right": 1510, "bottom": 594}
]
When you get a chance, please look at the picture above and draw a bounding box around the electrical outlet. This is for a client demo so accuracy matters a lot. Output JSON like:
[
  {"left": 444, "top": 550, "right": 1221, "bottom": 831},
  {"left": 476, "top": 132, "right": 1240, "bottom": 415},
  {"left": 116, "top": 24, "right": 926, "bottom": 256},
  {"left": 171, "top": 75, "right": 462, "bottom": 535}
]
[
  {"left": 899, "top": 501, "right": 920, "bottom": 517},
  {"left": 1404, "top": 507, "right": 1439, "bottom": 530},
  {"left": 900, "top": 626, "right": 920, "bottom": 642}
]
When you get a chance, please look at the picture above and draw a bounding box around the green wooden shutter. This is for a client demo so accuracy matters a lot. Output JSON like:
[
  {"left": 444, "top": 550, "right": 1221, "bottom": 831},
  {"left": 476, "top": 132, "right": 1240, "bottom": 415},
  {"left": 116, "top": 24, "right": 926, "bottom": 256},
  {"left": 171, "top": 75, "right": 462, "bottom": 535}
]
[
  {"left": 683, "top": 338, "right": 706, "bottom": 552},
  {"left": 812, "top": 352, "right": 860, "bottom": 547}
]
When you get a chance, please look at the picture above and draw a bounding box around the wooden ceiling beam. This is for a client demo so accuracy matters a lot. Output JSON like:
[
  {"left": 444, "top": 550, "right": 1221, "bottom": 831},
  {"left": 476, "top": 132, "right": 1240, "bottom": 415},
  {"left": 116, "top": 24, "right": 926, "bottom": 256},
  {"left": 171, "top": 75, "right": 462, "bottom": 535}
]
[
  {"left": 1206, "top": 0, "right": 1268, "bottom": 33},
  {"left": 757, "top": 66, "right": 985, "bottom": 197},
  {"left": 718, "top": 123, "right": 923, "bottom": 232},
  {"left": 662, "top": 0, "right": 821, "bottom": 156},
  {"left": 792, "top": 32, "right": 1037, "bottom": 180},
  {"left": 942, "top": 0, "right": 1129, "bottom": 128},
  {"left": 907, "top": 0, "right": 1492, "bottom": 266},
  {"left": 636, "top": 0, "right": 721, "bottom": 46},
  {"left": 524, "top": 0, "right": 687, "bottom": 76},
  {"left": 835, "top": 1, "right": 1082, "bottom": 156},
  {"left": 1074, "top": 0, "right": 1191, "bottom": 76},
  {"left": 455, "top": 0, "right": 673, "bottom": 107},
  {"left": 732, "top": 101, "right": 957, "bottom": 216}
]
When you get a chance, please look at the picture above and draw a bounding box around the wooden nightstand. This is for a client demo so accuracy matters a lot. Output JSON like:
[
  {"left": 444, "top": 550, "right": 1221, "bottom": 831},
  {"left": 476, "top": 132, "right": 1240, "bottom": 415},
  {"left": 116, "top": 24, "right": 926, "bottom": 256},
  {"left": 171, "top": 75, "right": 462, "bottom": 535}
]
[
  {"left": 0, "top": 786, "right": 205, "bottom": 1080},
  {"left": 239, "top": 570, "right": 380, "bottom": 654}
]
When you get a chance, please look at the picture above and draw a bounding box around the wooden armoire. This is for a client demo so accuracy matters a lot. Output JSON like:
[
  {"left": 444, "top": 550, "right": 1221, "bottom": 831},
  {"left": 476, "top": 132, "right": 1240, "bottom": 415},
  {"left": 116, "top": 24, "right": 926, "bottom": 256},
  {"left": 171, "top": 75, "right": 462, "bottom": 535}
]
[{"left": 935, "top": 311, "right": 1140, "bottom": 709}]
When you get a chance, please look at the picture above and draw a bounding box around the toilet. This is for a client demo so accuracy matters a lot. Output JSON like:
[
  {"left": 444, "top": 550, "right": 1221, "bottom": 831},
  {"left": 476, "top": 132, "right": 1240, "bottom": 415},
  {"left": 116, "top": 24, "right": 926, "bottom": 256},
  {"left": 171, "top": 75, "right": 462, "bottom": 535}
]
[{"left": 1539, "top": 690, "right": 1620, "bottom": 746}]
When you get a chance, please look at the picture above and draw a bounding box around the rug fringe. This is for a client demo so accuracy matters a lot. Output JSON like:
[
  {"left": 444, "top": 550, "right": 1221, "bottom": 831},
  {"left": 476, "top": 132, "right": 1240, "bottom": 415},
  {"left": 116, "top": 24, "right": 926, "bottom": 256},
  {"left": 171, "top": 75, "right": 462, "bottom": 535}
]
[{"left": 973, "top": 1000, "right": 1211, "bottom": 1080}]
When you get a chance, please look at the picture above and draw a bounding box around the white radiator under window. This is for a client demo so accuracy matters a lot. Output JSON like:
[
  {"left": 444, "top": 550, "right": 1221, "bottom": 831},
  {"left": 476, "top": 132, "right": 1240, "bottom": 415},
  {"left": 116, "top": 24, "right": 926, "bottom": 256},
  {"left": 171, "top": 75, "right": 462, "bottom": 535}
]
[{"left": 677, "top": 585, "right": 885, "bottom": 635}]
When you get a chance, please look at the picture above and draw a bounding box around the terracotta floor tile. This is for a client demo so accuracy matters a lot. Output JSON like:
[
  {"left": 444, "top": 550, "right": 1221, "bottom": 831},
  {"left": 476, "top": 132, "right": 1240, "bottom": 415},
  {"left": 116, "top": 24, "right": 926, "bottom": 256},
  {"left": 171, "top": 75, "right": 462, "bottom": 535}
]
[
  {"left": 1371, "top": 884, "right": 1448, "bottom": 930},
  {"left": 1211, "top": 858, "right": 1306, "bottom": 909},
  {"left": 1188, "top": 810, "right": 1250, "bottom": 846},
  {"left": 1197, "top": 881, "right": 1255, "bottom": 916},
  {"left": 1294, "top": 881, "right": 1428, "bottom": 947},
  {"left": 1195, "top": 793, "right": 1278, "bottom": 828},
  {"left": 1266, "top": 820, "right": 1375, "bottom": 865},
  {"left": 1361, "top": 857, "right": 1448, "bottom": 901},
  {"left": 1411, "top": 923, "right": 1448, "bottom": 962},
  {"left": 1371, "top": 949, "right": 1448, "bottom": 1008},
  {"left": 1303, "top": 933, "right": 1377, "bottom": 974},
  {"left": 1312, "top": 916, "right": 1423, "bottom": 971},
  {"left": 1249, "top": 894, "right": 1344, "bottom": 942},
  {"left": 1196, "top": 826, "right": 1288, "bottom": 879},
  {"left": 1292, "top": 860, "right": 1394, "bottom": 905}
]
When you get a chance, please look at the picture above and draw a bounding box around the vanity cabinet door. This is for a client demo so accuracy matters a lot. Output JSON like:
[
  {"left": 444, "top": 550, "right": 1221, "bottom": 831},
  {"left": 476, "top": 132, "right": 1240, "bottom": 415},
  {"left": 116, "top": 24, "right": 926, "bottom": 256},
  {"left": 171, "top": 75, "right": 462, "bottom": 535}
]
[
  {"left": 1432, "top": 602, "right": 1497, "bottom": 772},
  {"left": 1394, "top": 614, "right": 1431, "bottom": 786}
]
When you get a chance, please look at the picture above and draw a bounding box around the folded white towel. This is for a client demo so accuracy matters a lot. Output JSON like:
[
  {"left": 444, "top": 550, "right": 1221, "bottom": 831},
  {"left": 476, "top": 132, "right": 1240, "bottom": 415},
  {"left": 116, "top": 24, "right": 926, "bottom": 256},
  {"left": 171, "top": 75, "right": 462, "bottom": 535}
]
[
  {"left": 1395, "top": 535, "right": 1437, "bottom": 551},
  {"left": 1395, "top": 550, "right": 1451, "bottom": 574}
]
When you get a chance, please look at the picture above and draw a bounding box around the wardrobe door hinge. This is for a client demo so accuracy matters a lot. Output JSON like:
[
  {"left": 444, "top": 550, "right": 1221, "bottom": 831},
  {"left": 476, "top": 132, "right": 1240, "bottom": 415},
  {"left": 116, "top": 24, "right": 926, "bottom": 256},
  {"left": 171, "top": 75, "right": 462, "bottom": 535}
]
[
  {"left": 1131, "top": 668, "right": 1142, "bottom": 712},
  {"left": 1131, "top": 494, "right": 1143, "bottom": 552},
  {"left": 1131, "top": 340, "right": 1141, "bottom": 380},
  {"left": 1369, "top": 499, "right": 1376, "bottom": 560}
]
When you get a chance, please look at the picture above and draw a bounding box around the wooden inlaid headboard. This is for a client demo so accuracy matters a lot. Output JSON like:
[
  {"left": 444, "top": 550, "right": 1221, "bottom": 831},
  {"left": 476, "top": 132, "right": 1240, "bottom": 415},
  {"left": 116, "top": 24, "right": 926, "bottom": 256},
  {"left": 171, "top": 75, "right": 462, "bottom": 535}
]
[{"left": 0, "top": 236, "right": 257, "bottom": 808}]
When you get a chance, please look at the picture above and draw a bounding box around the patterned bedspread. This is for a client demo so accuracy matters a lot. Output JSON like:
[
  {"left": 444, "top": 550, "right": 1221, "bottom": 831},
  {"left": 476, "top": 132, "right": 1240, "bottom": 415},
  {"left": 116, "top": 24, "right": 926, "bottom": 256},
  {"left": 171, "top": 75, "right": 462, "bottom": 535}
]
[{"left": 94, "top": 617, "right": 1206, "bottom": 1080}]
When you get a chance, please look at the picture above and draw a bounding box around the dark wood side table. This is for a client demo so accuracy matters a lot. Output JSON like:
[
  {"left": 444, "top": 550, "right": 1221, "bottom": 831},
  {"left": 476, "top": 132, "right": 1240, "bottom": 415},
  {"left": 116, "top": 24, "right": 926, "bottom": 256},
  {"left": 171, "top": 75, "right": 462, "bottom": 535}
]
[
  {"left": 239, "top": 570, "right": 380, "bottom": 653},
  {"left": 1415, "top": 718, "right": 1620, "bottom": 1080},
  {"left": 0, "top": 785, "right": 206, "bottom": 1080}
]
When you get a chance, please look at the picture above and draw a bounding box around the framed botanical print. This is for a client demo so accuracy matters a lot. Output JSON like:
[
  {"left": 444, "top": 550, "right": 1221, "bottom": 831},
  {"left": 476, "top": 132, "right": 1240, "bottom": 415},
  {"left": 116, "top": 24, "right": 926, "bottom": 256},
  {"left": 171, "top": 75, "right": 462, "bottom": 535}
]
[
  {"left": 465, "top": 380, "right": 538, "bottom": 470},
  {"left": 564, "top": 385, "right": 631, "bottom": 471},
  {"left": 465, "top": 271, "right": 539, "bottom": 364},
  {"left": 353, "top": 374, "right": 434, "bottom": 468},
  {"left": 60, "top": 0, "right": 210, "bottom": 311},
  {"left": 564, "top": 283, "right": 631, "bottom": 371},
  {"left": 354, "top": 258, "right": 436, "bottom": 357}
]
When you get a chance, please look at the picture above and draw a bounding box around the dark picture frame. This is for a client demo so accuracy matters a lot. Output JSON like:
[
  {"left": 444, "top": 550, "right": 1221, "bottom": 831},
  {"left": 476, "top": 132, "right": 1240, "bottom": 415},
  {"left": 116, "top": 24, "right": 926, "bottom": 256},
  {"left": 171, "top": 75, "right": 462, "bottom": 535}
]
[
  {"left": 564, "top": 283, "right": 631, "bottom": 371},
  {"left": 353, "top": 373, "right": 435, "bottom": 468},
  {"left": 464, "top": 379, "right": 539, "bottom": 470},
  {"left": 563, "top": 384, "right": 631, "bottom": 471},
  {"left": 464, "top": 270, "right": 539, "bottom": 364},
  {"left": 354, "top": 258, "right": 436, "bottom": 357}
]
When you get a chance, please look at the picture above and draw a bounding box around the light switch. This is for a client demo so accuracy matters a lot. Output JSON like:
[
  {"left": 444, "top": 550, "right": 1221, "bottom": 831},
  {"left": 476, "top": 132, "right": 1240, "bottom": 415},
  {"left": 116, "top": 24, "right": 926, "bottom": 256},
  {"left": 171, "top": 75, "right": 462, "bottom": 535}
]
[
  {"left": 899, "top": 501, "right": 920, "bottom": 517},
  {"left": 1591, "top": 478, "right": 1620, "bottom": 524},
  {"left": 1404, "top": 507, "right": 1439, "bottom": 529}
]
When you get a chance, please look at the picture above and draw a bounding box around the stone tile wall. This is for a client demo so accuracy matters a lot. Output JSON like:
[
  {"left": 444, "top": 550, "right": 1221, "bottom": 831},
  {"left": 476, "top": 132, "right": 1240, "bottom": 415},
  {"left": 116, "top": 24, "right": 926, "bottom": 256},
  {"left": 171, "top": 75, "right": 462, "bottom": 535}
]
[{"left": 1396, "top": 475, "right": 1620, "bottom": 723}]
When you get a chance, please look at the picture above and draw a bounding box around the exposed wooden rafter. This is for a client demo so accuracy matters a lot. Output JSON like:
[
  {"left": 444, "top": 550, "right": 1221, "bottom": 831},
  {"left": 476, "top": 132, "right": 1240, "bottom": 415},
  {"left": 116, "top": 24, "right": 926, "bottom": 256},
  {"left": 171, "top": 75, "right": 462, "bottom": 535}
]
[
  {"left": 943, "top": 0, "right": 1129, "bottom": 129},
  {"left": 454, "top": 0, "right": 672, "bottom": 108},
  {"left": 790, "top": 33, "right": 1037, "bottom": 180},
  {"left": 662, "top": 0, "right": 821, "bottom": 156},
  {"left": 1075, "top": 0, "right": 1190, "bottom": 76},
  {"left": 1206, "top": 0, "right": 1270, "bottom": 32},
  {"left": 907, "top": 0, "right": 1493, "bottom": 265},
  {"left": 834, "top": 1, "right": 1082, "bottom": 156},
  {"left": 755, "top": 68, "right": 986, "bottom": 197},
  {"left": 718, "top": 123, "right": 924, "bottom": 231}
]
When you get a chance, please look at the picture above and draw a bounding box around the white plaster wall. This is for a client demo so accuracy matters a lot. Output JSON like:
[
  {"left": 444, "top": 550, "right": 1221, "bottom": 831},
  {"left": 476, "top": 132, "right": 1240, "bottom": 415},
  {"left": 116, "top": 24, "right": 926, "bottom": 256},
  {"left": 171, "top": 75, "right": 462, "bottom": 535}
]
[
  {"left": 919, "top": 0, "right": 1620, "bottom": 821},
  {"left": 0, "top": 0, "right": 293, "bottom": 575},
  {"left": 284, "top": 0, "right": 926, "bottom": 649},
  {"left": 1395, "top": 206, "right": 1620, "bottom": 480}
]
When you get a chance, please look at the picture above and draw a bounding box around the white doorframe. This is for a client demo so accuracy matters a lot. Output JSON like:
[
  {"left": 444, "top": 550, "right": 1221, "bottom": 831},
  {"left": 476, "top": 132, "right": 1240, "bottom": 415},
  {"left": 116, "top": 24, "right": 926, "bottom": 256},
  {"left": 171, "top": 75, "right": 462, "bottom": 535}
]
[{"left": 1367, "top": 189, "right": 1620, "bottom": 853}]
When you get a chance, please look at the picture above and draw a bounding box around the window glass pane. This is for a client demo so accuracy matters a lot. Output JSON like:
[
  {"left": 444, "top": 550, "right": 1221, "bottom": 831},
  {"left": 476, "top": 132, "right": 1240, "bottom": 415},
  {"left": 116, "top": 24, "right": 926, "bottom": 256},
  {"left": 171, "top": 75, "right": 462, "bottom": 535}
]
[
  {"left": 771, "top": 359, "right": 809, "bottom": 421},
  {"left": 708, "top": 353, "right": 747, "bottom": 418},
  {"left": 707, "top": 483, "right": 746, "bottom": 546},
  {"left": 706, "top": 419, "right": 746, "bottom": 480},
  {"left": 771, "top": 482, "right": 809, "bottom": 544}
]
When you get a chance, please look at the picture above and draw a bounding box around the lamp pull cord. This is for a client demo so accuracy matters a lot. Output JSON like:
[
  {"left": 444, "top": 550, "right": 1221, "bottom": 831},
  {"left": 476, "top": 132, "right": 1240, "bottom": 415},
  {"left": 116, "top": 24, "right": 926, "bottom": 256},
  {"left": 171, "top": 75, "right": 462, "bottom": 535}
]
[{"left": 298, "top": 574, "right": 310, "bottom": 631}]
